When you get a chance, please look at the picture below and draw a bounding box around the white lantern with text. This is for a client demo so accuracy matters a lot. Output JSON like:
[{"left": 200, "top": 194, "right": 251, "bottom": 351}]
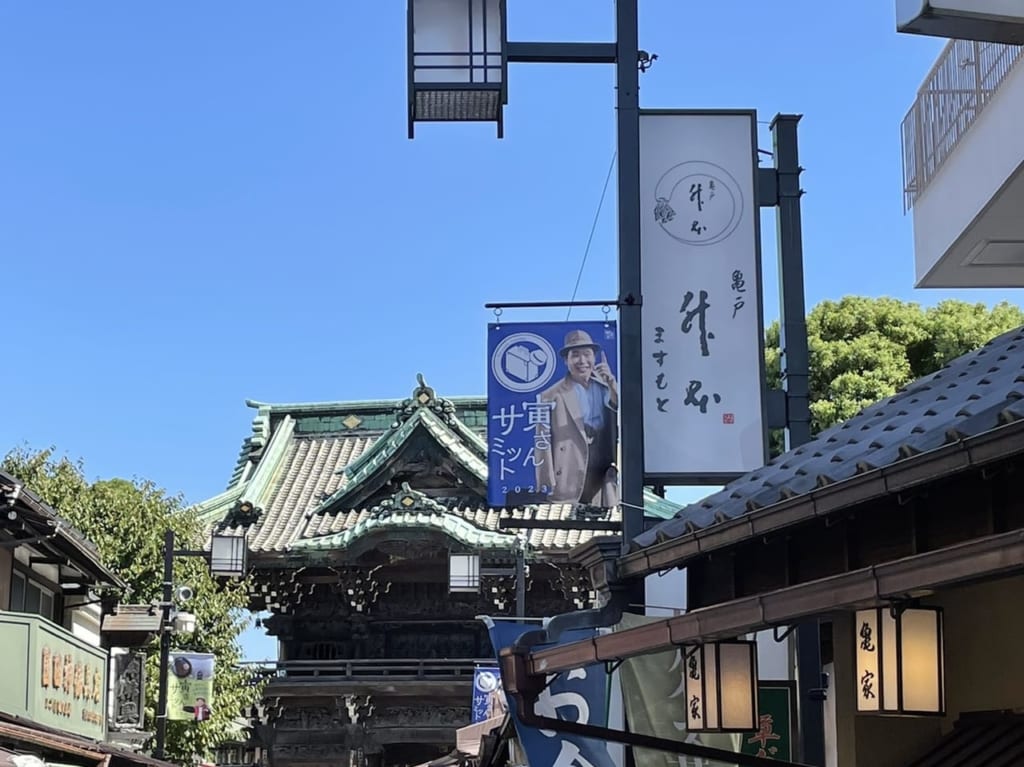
[
  {"left": 855, "top": 606, "right": 944, "bottom": 715},
  {"left": 681, "top": 640, "right": 759, "bottom": 732}
]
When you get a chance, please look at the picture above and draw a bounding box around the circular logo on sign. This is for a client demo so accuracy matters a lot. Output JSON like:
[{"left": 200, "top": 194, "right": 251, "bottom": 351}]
[
  {"left": 652, "top": 160, "right": 744, "bottom": 247},
  {"left": 491, "top": 332, "right": 557, "bottom": 393},
  {"left": 475, "top": 670, "right": 499, "bottom": 693}
]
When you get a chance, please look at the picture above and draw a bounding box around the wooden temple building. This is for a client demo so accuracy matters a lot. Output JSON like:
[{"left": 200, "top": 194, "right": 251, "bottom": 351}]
[{"left": 196, "top": 377, "right": 679, "bottom": 767}]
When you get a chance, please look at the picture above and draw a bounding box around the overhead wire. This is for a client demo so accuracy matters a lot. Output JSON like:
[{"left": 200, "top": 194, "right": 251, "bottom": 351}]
[{"left": 566, "top": 150, "right": 617, "bottom": 320}]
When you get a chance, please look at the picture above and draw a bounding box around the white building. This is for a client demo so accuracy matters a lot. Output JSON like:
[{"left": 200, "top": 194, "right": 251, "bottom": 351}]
[{"left": 898, "top": 2, "right": 1024, "bottom": 287}]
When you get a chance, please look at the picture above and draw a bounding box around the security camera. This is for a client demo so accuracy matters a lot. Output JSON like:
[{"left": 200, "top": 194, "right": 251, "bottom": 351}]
[{"left": 175, "top": 585, "right": 194, "bottom": 603}]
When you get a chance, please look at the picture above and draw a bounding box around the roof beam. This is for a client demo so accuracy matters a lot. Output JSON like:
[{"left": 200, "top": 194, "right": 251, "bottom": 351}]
[{"left": 505, "top": 529, "right": 1024, "bottom": 677}]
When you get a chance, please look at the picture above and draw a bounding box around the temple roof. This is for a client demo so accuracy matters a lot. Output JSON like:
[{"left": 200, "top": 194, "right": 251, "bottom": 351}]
[
  {"left": 198, "top": 376, "right": 680, "bottom": 557},
  {"left": 632, "top": 324, "right": 1024, "bottom": 552}
]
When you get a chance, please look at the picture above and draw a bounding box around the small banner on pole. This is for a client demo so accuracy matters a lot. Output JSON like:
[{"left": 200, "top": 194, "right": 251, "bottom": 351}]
[
  {"left": 472, "top": 666, "right": 506, "bottom": 723},
  {"left": 487, "top": 320, "right": 619, "bottom": 508},
  {"left": 638, "top": 109, "right": 767, "bottom": 482},
  {"left": 167, "top": 652, "right": 215, "bottom": 722}
]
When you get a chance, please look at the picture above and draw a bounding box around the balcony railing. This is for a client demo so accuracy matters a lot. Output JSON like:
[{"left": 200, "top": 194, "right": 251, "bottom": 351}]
[
  {"left": 240, "top": 658, "right": 489, "bottom": 681},
  {"left": 902, "top": 39, "right": 1024, "bottom": 212}
]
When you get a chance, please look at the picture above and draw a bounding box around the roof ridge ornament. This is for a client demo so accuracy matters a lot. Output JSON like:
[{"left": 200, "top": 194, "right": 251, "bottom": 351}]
[
  {"left": 393, "top": 373, "right": 459, "bottom": 428},
  {"left": 216, "top": 499, "right": 262, "bottom": 532},
  {"left": 369, "top": 482, "right": 451, "bottom": 517}
]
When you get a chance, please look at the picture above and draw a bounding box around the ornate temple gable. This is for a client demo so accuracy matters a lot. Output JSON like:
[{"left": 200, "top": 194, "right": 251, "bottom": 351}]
[
  {"left": 310, "top": 377, "right": 490, "bottom": 514},
  {"left": 197, "top": 377, "right": 680, "bottom": 557},
  {"left": 393, "top": 374, "right": 481, "bottom": 442},
  {"left": 293, "top": 484, "right": 517, "bottom": 560}
]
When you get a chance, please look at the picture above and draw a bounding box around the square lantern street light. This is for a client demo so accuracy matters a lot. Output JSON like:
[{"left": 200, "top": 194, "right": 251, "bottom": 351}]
[
  {"left": 855, "top": 605, "right": 945, "bottom": 716},
  {"left": 449, "top": 552, "right": 481, "bottom": 592},
  {"left": 210, "top": 533, "right": 248, "bottom": 578},
  {"left": 408, "top": 0, "right": 507, "bottom": 138},
  {"left": 681, "top": 640, "right": 759, "bottom": 733},
  {"left": 154, "top": 529, "right": 251, "bottom": 760}
]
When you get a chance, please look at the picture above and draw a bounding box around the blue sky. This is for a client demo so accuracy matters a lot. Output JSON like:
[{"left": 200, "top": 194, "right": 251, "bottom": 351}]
[{"left": 2, "top": 2, "right": 1020, "bottom": 659}]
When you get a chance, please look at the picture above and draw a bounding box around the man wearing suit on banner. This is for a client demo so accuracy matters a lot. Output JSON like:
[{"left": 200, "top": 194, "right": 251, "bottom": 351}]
[{"left": 534, "top": 329, "right": 620, "bottom": 507}]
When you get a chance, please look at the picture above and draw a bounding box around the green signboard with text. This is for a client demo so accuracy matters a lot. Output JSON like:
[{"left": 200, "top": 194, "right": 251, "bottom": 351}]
[
  {"left": 0, "top": 612, "right": 107, "bottom": 740},
  {"left": 739, "top": 681, "right": 796, "bottom": 761}
]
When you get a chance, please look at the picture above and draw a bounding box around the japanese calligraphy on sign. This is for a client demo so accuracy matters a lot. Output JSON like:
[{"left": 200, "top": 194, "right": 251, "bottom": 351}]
[
  {"left": 855, "top": 609, "right": 883, "bottom": 712},
  {"left": 484, "top": 619, "right": 614, "bottom": 767},
  {"left": 739, "top": 683, "right": 796, "bottom": 762},
  {"left": 487, "top": 321, "right": 619, "bottom": 508},
  {"left": 639, "top": 111, "right": 766, "bottom": 479}
]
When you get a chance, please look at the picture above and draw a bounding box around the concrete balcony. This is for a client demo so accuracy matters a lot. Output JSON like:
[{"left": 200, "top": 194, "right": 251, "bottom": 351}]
[{"left": 902, "top": 39, "right": 1024, "bottom": 287}]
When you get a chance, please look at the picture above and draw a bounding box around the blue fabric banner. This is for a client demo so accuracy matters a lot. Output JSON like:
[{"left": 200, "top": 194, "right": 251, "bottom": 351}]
[
  {"left": 487, "top": 321, "right": 619, "bottom": 508},
  {"left": 472, "top": 666, "right": 505, "bottom": 723},
  {"left": 486, "top": 620, "right": 615, "bottom": 767}
]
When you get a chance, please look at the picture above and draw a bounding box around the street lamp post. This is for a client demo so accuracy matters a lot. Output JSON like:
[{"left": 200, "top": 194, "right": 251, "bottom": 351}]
[
  {"left": 407, "top": 0, "right": 646, "bottom": 557},
  {"left": 153, "top": 529, "right": 248, "bottom": 760}
]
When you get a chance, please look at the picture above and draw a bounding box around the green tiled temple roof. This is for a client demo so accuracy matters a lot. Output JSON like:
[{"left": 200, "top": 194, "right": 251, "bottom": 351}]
[
  {"left": 292, "top": 511, "right": 514, "bottom": 552},
  {"left": 197, "top": 376, "right": 682, "bottom": 557}
]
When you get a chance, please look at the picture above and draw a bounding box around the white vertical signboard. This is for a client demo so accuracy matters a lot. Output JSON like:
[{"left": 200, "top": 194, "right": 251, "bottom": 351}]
[{"left": 639, "top": 110, "right": 766, "bottom": 480}]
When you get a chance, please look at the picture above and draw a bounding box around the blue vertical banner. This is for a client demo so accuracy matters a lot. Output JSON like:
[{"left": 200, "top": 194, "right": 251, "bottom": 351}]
[
  {"left": 487, "top": 321, "right": 620, "bottom": 508},
  {"left": 472, "top": 666, "right": 506, "bottom": 723},
  {"left": 484, "top": 619, "right": 615, "bottom": 767}
]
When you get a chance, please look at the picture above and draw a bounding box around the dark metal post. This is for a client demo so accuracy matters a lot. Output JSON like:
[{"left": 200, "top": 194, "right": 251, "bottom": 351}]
[
  {"left": 154, "top": 529, "right": 174, "bottom": 760},
  {"left": 771, "top": 113, "right": 824, "bottom": 767},
  {"left": 615, "top": 13, "right": 645, "bottom": 767},
  {"left": 515, "top": 544, "right": 526, "bottom": 617},
  {"left": 615, "top": 0, "right": 643, "bottom": 553}
]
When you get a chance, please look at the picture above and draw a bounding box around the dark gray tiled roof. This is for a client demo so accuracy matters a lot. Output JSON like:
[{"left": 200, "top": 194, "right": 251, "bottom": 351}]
[{"left": 632, "top": 325, "right": 1024, "bottom": 551}]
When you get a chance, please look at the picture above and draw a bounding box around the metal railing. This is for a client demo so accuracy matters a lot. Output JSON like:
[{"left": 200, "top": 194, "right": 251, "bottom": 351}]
[
  {"left": 902, "top": 39, "right": 1024, "bottom": 211},
  {"left": 240, "top": 658, "right": 489, "bottom": 680}
]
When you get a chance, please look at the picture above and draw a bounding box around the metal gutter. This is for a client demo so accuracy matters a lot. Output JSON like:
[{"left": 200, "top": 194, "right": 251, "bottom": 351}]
[
  {"left": 507, "top": 528, "right": 1024, "bottom": 677},
  {"left": 619, "top": 419, "right": 1024, "bottom": 580}
]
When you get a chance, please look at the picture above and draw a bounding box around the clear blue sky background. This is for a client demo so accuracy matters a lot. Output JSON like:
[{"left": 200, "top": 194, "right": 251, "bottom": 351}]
[{"left": 2, "top": 2, "right": 1020, "bottom": 659}]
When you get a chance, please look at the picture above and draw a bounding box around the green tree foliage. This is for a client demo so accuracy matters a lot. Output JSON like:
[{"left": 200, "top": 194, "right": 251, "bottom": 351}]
[
  {"left": 1, "top": 447, "right": 261, "bottom": 764},
  {"left": 765, "top": 297, "right": 1024, "bottom": 444}
]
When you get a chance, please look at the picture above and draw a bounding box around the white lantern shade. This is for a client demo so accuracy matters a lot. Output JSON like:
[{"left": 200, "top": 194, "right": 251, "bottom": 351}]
[
  {"left": 449, "top": 553, "right": 480, "bottom": 592},
  {"left": 412, "top": 0, "right": 504, "bottom": 84},
  {"left": 854, "top": 606, "right": 944, "bottom": 715},
  {"left": 408, "top": 0, "right": 507, "bottom": 135},
  {"left": 210, "top": 533, "right": 248, "bottom": 577},
  {"left": 681, "top": 641, "right": 759, "bottom": 732}
]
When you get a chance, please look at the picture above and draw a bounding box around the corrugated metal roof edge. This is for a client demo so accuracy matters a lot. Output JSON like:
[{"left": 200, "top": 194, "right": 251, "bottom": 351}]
[{"left": 620, "top": 417, "right": 1024, "bottom": 579}]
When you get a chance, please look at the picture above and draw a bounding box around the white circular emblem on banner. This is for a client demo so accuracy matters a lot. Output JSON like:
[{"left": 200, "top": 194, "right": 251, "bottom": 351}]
[
  {"left": 491, "top": 332, "right": 557, "bottom": 393},
  {"left": 653, "top": 160, "right": 744, "bottom": 246},
  {"left": 475, "top": 670, "right": 499, "bottom": 693}
]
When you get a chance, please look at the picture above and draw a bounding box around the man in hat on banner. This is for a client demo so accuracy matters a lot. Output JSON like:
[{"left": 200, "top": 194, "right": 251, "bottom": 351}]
[{"left": 534, "top": 329, "right": 620, "bottom": 507}]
